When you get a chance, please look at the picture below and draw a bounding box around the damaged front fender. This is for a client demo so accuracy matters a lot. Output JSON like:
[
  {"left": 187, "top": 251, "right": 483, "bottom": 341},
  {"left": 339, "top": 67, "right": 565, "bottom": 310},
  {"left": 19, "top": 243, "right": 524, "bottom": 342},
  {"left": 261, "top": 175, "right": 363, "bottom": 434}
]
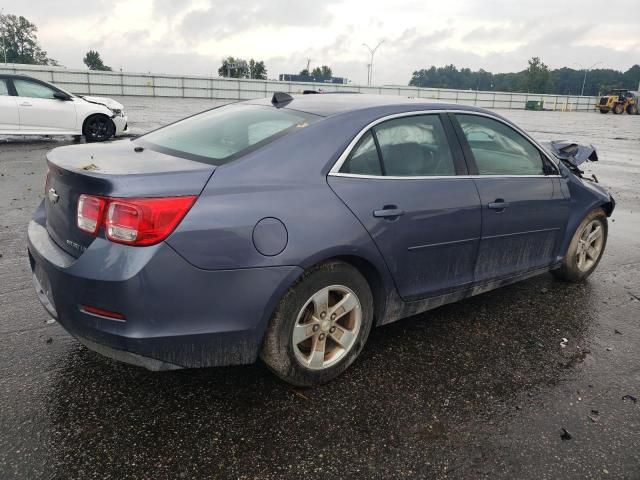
[{"left": 80, "top": 95, "right": 124, "bottom": 113}]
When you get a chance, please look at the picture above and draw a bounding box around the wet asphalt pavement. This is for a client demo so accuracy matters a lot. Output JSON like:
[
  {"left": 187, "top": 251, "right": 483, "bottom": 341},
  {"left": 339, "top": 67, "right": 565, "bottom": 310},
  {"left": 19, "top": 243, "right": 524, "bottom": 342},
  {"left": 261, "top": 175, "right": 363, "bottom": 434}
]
[{"left": 1, "top": 98, "right": 639, "bottom": 479}]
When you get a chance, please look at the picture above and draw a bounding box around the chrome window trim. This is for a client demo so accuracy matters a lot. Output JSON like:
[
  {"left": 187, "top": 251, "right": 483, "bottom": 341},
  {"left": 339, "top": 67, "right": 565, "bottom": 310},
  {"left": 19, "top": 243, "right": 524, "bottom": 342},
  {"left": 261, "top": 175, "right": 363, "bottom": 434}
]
[
  {"left": 330, "top": 172, "right": 563, "bottom": 180},
  {"left": 328, "top": 109, "right": 561, "bottom": 178}
]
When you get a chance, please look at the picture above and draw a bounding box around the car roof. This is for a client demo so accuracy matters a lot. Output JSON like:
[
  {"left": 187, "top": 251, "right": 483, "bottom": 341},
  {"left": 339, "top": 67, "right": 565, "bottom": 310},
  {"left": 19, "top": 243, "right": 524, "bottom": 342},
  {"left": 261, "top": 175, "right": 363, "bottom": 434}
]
[
  {"left": 0, "top": 74, "right": 43, "bottom": 80},
  {"left": 0, "top": 73, "right": 57, "bottom": 85},
  {"left": 245, "top": 93, "right": 491, "bottom": 118}
]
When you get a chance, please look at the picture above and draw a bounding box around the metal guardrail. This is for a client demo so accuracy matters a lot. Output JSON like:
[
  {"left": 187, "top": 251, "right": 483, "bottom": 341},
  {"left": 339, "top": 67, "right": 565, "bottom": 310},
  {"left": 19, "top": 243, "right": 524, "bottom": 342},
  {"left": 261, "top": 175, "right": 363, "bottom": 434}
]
[{"left": 0, "top": 63, "right": 599, "bottom": 111}]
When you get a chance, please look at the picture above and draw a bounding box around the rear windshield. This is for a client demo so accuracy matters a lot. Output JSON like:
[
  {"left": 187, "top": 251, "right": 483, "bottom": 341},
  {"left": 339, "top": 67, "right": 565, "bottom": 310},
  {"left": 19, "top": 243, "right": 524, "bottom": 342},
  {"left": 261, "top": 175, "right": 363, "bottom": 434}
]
[{"left": 137, "top": 104, "right": 320, "bottom": 165}]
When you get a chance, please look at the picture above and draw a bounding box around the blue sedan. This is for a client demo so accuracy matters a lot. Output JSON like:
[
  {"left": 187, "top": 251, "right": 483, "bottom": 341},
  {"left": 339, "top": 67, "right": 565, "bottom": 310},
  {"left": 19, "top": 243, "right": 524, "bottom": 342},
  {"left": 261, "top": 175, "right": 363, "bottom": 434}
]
[{"left": 28, "top": 93, "right": 614, "bottom": 385}]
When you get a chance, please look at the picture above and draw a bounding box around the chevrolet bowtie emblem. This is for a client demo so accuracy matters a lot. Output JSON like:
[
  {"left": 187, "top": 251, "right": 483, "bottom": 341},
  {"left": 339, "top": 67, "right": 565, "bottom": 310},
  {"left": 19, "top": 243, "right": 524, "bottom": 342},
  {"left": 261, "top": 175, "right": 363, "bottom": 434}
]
[{"left": 48, "top": 188, "right": 59, "bottom": 204}]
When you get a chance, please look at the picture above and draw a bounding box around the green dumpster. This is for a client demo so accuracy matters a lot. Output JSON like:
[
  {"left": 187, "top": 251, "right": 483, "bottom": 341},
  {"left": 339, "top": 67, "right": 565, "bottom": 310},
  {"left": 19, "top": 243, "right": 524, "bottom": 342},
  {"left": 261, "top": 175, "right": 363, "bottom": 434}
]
[{"left": 525, "top": 100, "right": 544, "bottom": 111}]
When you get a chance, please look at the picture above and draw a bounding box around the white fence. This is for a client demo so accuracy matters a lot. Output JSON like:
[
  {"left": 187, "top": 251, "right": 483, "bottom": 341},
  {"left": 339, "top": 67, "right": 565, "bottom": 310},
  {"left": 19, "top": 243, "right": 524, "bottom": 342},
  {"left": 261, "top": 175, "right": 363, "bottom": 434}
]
[{"left": 0, "top": 63, "right": 599, "bottom": 112}]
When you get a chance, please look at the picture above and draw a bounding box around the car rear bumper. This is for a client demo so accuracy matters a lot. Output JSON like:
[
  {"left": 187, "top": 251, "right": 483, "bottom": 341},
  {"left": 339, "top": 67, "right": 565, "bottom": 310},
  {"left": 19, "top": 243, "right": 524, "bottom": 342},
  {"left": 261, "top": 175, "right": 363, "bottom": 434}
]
[{"left": 27, "top": 202, "right": 302, "bottom": 369}]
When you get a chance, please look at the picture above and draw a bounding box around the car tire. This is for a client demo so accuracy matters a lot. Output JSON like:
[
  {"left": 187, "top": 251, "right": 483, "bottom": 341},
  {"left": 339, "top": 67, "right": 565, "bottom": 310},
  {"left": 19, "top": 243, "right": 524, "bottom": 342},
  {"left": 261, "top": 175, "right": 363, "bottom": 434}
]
[
  {"left": 612, "top": 104, "right": 624, "bottom": 115},
  {"left": 83, "top": 114, "right": 115, "bottom": 142},
  {"left": 552, "top": 208, "right": 608, "bottom": 283},
  {"left": 627, "top": 104, "right": 638, "bottom": 115},
  {"left": 260, "top": 260, "right": 374, "bottom": 386},
  {"left": 599, "top": 108, "right": 608, "bottom": 114}
]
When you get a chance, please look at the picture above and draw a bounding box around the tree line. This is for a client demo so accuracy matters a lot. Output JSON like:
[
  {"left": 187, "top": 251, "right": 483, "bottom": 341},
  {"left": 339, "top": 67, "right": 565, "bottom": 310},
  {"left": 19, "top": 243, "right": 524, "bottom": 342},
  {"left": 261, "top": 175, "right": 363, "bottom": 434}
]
[
  {"left": 215, "top": 58, "right": 334, "bottom": 80},
  {"left": 410, "top": 58, "right": 640, "bottom": 96},
  {"left": 0, "top": 13, "right": 57, "bottom": 65}
]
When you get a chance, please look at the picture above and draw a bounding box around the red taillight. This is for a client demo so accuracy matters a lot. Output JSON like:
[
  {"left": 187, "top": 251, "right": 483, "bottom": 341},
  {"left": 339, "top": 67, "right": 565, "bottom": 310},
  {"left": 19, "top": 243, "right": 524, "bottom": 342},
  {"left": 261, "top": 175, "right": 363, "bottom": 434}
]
[
  {"left": 76, "top": 195, "right": 196, "bottom": 246},
  {"left": 77, "top": 194, "right": 107, "bottom": 234},
  {"left": 80, "top": 304, "right": 125, "bottom": 321},
  {"left": 106, "top": 201, "right": 140, "bottom": 243}
]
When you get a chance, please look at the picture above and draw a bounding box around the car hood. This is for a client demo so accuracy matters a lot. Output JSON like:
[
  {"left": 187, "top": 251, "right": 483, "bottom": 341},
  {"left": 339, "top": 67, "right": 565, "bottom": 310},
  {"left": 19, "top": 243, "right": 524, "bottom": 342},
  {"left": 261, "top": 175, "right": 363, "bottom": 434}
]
[{"left": 80, "top": 95, "right": 124, "bottom": 111}]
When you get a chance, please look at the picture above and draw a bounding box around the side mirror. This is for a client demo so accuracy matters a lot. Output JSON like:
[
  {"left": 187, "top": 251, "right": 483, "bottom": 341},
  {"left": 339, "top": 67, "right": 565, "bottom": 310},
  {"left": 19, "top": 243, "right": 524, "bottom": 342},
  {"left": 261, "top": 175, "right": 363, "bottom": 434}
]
[{"left": 53, "top": 91, "right": 70, "bottom": 101}]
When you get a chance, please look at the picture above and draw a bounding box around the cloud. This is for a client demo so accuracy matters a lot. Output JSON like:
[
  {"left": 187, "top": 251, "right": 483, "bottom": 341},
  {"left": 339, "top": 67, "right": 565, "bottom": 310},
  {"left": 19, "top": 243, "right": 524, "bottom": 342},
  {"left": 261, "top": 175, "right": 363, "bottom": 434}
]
[
  {"left": 178, "top": 0, "right": 342, "bottom": 41},
  {"left": 4, "top": 0, "right": 112, "bottom": 19},
  {"left": 397, "top": 28, "right": 456, "bottom": 51},
  {"left": 462, "top": 24, "right": 534, "bottom": 43},
  {"left": 152, "top": 0, "right": 196, "bottom": 18},
  {"left": 7, "top": 0, "right": 638, "bottom": 86}
]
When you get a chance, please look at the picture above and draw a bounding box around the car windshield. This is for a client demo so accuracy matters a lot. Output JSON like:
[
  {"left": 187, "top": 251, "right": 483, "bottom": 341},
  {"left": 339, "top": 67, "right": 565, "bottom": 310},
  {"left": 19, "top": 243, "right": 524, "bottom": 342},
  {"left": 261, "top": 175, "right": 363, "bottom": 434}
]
[{"left": 137, "top": 104, "right": 320, "bottom": 165}]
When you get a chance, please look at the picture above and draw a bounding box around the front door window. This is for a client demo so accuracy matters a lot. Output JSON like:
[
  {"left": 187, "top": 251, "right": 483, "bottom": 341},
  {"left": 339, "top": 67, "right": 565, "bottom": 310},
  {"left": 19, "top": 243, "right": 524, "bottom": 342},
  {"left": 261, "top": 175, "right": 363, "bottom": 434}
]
[{"left": 13, "top": 79, "right": 57, "bottom": 99}]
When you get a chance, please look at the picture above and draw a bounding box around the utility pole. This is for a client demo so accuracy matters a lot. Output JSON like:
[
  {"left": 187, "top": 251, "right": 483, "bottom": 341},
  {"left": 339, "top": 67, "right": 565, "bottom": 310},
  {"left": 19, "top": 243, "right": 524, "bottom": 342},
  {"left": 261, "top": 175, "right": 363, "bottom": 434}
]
[
  {"left": 575, "top": 61, "right": 602, "bottom": 96},
  {"left": 0, "top": 8, "right": 6, "bottom": 64},
  {"left": 362, "top": 40, "right": 384, "bottom": 86}
]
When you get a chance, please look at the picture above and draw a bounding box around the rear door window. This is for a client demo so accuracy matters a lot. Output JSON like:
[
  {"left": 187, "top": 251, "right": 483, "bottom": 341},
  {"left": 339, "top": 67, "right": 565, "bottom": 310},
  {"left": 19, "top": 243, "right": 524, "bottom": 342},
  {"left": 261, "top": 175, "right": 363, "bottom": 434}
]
[
  {"left": 340, "top": 131, "right": 382, "bottom": 176},
  {"left": 137, "top": 104, "right": 320, "bottom": 165},
  {"left": 374, "top": 115, "right": 455, "bottom": 176},
  {"left": 339, "top": 114, "right": 456, "bottom": 177}
]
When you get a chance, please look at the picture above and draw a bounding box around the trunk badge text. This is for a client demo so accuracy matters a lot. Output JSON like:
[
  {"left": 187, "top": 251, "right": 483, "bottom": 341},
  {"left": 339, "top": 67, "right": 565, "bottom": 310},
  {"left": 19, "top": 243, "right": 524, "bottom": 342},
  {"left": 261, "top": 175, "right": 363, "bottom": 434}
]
[
  {"left": 48, "top": 188, "right": 60, "bottom": 204},
  {"left": 66, "top": 240, "right": 87, "bottom": 253}
]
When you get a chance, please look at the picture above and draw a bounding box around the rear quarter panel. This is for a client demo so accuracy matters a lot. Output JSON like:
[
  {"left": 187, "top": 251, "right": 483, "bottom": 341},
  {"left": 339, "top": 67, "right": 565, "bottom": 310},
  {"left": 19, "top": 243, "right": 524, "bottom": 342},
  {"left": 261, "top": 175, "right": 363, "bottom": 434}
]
[{"left": 166, "top": 112, "right": 394, "bottom": 281}]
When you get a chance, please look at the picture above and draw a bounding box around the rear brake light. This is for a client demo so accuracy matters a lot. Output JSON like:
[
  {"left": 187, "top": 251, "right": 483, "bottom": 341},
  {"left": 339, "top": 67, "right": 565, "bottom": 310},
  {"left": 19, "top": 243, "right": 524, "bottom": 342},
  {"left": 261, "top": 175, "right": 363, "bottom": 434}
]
[
  {"left": 77, "top": 194, "right": 107, "bottom": 234},
  {"left": 80, "top": 304, "right": 125, "bottom": 321},
  {"left": 76, "top": 195, "right": 196, "bottom": 246}
]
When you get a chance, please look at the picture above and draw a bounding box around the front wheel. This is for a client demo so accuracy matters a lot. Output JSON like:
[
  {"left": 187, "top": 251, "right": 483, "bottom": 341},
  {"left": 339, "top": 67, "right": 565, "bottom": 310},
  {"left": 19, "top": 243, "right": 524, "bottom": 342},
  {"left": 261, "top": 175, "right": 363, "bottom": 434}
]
[
  {"left": 613, "top": 103, "right": 624, "bottom": 114},
  {"left": 552, "top": 208, "right": 608, "bottom": 282},
  {"left": 261, "top": 261, "right": 373, "bottom": 386},
  {"left": 83, "top": 114, "right": 115, "bottom": 142},
  {"left": 627, "top": 104, "right": 638, "bottom": 115},
  {"left": 599, "top": 108, "right": 608, "bottom": 114}
]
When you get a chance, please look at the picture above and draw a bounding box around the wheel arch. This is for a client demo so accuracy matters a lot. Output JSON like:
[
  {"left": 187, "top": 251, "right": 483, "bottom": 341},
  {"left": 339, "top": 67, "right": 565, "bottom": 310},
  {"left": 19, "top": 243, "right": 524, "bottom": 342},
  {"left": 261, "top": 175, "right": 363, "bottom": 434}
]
[
  {"left": 332, "top": 254, "right": 388, "bottom": 326},
  {"left": 600, "top": 199, "right": 615, "bottom": 217},
  {"left": 262, "top": 251, "right": 393, "bottom": 339},
  {"left": 559, "top": 200, "right": 611, "bottom": 260},
  {"left": 81, "top": 112, "right": 116, "bottom": 142}
]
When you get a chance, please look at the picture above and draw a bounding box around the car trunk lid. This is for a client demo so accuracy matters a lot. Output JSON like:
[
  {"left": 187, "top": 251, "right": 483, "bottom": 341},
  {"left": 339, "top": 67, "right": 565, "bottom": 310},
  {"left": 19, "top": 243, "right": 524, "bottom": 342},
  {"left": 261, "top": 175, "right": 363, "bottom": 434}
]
[{"left": 45, "top": 141, "right": 215, "bottom": 257}]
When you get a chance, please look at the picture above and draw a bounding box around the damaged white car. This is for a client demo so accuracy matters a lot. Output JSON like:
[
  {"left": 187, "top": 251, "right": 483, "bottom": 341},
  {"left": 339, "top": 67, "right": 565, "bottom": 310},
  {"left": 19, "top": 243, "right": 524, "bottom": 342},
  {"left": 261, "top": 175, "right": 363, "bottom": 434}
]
[{"left": 0, "top": 74, "right": 127, "bottom": 142}]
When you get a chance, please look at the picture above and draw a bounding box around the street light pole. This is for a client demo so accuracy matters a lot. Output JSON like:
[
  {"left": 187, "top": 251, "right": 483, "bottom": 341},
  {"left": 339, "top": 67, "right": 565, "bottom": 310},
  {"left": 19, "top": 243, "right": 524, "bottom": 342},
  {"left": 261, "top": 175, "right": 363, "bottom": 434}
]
[
  {"left": 362, "top": 40, "right": 384, "bottom": 86},
  {"left": 575, "top": 61, "right": 602, "bottom": 96}
]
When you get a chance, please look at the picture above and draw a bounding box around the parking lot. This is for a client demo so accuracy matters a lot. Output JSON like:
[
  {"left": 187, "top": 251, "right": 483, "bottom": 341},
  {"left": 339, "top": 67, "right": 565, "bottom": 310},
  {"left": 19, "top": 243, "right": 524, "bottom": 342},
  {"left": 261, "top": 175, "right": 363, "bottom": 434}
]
[{"left": 1, "top": 98, "right": 639, "bottom": 479}]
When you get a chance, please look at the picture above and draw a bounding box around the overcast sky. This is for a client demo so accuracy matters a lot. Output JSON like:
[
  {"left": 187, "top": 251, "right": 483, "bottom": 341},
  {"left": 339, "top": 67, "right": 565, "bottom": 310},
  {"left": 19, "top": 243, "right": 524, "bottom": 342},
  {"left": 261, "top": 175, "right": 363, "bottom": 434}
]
[{"left": 6, "top": 0, "right": 640, "bottom": 85}]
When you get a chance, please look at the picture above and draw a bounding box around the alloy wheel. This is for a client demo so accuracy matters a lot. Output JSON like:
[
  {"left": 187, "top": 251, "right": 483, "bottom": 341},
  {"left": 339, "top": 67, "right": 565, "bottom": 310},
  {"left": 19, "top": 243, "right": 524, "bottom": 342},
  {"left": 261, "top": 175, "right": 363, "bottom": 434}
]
[
  {"left": 292, "top": 285, "right": 362, "bottom": 370},
  {"left": 86, "top": 116, "right": 112, "bottom": 141},
  {"left": 576, "top": 219, "right": 604, "bottom": 272}
]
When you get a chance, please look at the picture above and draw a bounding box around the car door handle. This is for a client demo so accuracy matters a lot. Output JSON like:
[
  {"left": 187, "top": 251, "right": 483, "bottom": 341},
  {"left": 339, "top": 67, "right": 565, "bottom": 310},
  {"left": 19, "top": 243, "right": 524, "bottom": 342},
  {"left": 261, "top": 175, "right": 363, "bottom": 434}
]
[
  {"left": 373, "top": 206, "right": 405, "bottom": 218},
  {"left": 488, "top": 200, "right": 510, "bottom": 210},
  {"left": 20, "top": 102, "right": 32, "bottom": 107}
]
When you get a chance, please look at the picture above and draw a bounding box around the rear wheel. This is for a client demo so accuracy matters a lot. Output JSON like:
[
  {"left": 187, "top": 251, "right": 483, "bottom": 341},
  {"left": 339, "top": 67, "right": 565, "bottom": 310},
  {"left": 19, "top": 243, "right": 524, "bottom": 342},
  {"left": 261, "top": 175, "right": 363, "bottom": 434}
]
[
  {"left": 599, "top": 108, "right": 608, "bottom": 114},
  {"left": 260, "top": 261, "right": 373, "bottom": 386},
  {"left": 627, "top": 104, "right": 638, "bottom": 115},
  {"left": 552, "top": 208, "right": 607, "bottom": 282},
  {"left": 83, "top": 114, "right": 115, "bottom": 142},
  {"left": 613, "top": 103, "right": 624, "bottom": 114}
]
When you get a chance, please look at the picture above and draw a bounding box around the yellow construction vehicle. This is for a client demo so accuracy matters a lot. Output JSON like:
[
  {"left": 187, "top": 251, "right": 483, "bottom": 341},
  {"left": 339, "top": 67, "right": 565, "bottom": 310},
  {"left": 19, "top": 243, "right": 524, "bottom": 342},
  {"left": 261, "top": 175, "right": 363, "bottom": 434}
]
[{"left": 598, "top": 89, "right": 639, "bottom": 114}]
